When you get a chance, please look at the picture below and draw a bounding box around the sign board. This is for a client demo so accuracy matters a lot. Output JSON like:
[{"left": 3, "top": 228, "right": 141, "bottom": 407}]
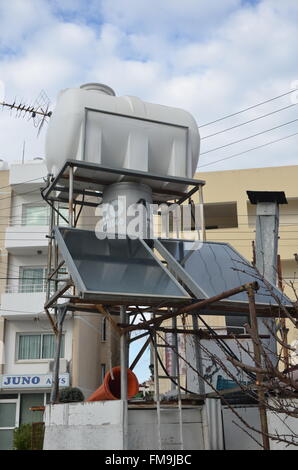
[{"left": 0, "top": 373, "right": 69, "bottom": 389}]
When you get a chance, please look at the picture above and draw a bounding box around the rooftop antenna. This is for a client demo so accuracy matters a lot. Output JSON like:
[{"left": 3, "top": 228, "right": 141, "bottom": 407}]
[{"left": 0, "top": 89, "right": 52, "bottom": 136}]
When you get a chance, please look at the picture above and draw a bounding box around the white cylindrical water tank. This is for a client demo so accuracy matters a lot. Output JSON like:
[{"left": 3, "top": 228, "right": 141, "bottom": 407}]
[{"left": 45, "top": 83, "right": 200, "bottom": 191}]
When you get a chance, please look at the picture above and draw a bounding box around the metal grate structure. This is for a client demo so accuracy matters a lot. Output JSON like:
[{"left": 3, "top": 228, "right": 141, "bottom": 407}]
[{"left": 41, "top": 160, "right": 295, "bottom": 450}]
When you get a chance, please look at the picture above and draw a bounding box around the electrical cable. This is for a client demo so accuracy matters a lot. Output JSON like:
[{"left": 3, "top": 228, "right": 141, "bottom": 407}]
[
  {"left": 199, "top": 89, "right": 297, "bottom": 128},
  {"left": 200, "top": 117, "right": 298, "bottom": 155},
  {"left": 198, "top": 131, "right": 298, "bottom": 169},
  {"left": 201, "top": 103, "right": 298, "bottom": 139}
]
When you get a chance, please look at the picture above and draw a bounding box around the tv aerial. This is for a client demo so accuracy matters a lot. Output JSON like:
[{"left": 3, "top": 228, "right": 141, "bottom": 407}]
[{"left": 0, "top": 89, "right": 52, "bottom": 136}]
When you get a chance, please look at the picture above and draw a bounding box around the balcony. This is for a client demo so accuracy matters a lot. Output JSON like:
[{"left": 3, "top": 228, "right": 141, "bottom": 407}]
[
  {"left": 1, "top": 281, "right": 73, "bottom": 319},
  {"left": 5, "top": 225, "right": 48, "bottom": 254},
  {"left": 1, "top": 286, "right": 47, "bottom": 319}
]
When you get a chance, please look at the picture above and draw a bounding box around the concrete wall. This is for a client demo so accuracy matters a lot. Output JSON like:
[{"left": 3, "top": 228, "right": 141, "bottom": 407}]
[
  {"left": 43, "top": 401, "right": 205, "bottom": 450},
  {"left": 222, "top": 405, "right": 262, "bottom": 450},
  {"left": 222, "top": 399, "right": 298, "bottom": 450},
  {"left": 0, "top": 169, "right": 10, "bottom": 296},
  {"left": 43, "top": 401, "right": 125, "bottom": 450},
  {"left": 267, "top": 399, "right": 298, "bottom": 450},
  {"left": 128, "top": 406, "right": 204, "bottom": 450},
  {"left": 0, "top": 170, "right": 11, "bottom": 374},
  {"left": 9, "top": 161, "right": 47, "bottom": 187},
  {"left": 44, "top": 400, "right": 296, "bottom": 451}
]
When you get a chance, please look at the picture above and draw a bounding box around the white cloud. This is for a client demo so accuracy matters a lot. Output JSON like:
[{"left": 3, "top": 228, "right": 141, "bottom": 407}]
[
  {"left": 0, "top": 0, "right": 297, "bottom": 172},
  {"left": 101, "top": 0, "right": 242, "bottom": 38}
]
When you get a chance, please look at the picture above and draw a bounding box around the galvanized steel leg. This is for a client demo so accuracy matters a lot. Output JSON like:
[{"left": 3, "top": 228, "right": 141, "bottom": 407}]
[{"left": 120, "top": 305, "right": 128, "bottom": 449}]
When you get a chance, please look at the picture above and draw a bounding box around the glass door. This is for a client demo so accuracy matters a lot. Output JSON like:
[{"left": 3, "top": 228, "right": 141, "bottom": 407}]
[{"left": 0, "top": 400, "right": 18, "bottom": 450}]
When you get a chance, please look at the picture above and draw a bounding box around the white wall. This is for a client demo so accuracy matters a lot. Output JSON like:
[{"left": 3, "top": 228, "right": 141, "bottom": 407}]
[
  {"left": 9, "top": 161, "right": 47, "bottom": 187},
  {"left": 222, "top": 405, "right": 262, "bottom": 450},
  {"left": 6, "top": 190, "right": 48, "bottom": 254},
  {"left": 267, "top": 399, "right": 298, "bottom": 450},
  {"left": 128, "top": 407, "right": 204, "bottom": 450},
  {"left": 43, "top": 402, "right": 205, "bottom": 450},
  {"left": 44, "top": 401, "right": 125, "bottom": 450}
]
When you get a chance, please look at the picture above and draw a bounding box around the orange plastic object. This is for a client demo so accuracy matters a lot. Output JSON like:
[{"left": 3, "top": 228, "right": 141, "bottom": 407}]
[{"left": 86, "top": 366, "right": 139, "bottom": 402}]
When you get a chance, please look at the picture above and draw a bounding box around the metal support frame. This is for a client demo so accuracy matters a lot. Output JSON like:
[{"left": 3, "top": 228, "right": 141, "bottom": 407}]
[
  {"left": 171, "top": 315, "right": 178, "bottom": 391},
  {"left": 152, "top": 312, "right": 184, "bottom": 450},
  {"left": 43, "top": 159, "right": 205, "bottom": 205},
  {"left": 68, "top": 165, "right": 74, "bottom": 227},
  {"left": 50, "top": 305, "right": 68, "bottom": 403},
  {"left": 120, "top": 305, "right": 128, "bottom": 450},
  {"left": 152, "top": 312, "right": 162, "bottom": 449},
  {"left": 192, "top": 314, "right": 205, "bottom": 395},
  {"left": 247, "top": 287, "right": 270, "bottom": 450},
  {"left": 41, "top": 160, "right": 293, "bottom": 451}
]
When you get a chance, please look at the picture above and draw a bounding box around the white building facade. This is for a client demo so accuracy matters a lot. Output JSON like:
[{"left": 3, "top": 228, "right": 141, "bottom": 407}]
[{"left": 0, "top": 160, "right": 73, "bottom": 450}]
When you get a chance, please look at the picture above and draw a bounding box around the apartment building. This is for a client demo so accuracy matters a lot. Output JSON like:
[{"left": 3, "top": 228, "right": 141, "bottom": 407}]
[
  {"left": 0, "top": 159, "right": 118, "bottom": 450},
  {"left": 197, "top": 164, "right": 298, "bottom": 344},
  {"left": 157, "top": 165, "right": 298, "bottom": 394}
]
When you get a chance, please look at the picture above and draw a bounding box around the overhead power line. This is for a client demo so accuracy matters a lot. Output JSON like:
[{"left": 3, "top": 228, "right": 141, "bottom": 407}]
[
  {"left": 200, "top": 117, "right": 298, "bottom": 156},
  {"left": 198, "top": 131, "right": 298, "bottom": 169},
  {"left": 201, "top": 103, "right": 297, "bottom": 140},
  {"left": 199, "top": 89, "right": 296, "bottom": 128}
]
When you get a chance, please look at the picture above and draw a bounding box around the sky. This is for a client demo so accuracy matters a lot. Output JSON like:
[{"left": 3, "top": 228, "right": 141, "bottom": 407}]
[
  {"left": 0, "top": 0, "right": 297, "bottom": 174},
  {"left": 0, "top": 0, "right": 298, "bottom": 383}
]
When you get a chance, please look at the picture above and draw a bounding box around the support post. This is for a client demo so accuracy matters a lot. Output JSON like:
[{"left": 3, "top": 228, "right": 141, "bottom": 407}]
[
  {"left": 120, "top": 305, "right": 128, "bottom": 450},
  {"left": 171, "top": 315, "right": 178, "bottom": 391},
  {"left": 192, "top": 314, "right": 205, "bottom": 395},
  {"left": 68, "top": 166, "right": 74, "bottom": 228},
  {"left": 277, "top": 255, "right": 289, "bottom": 370},
  {"left": 198, "top": 185, "right": 206, "bottom": 241},
  {"left": 247, "top": 287, "right": 270, "bottom": 450},
  {"left": 50, "top": 306, "right": 67, "bottom": 404}
]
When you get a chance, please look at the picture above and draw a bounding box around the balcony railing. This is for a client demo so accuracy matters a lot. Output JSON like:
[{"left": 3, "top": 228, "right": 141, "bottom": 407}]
[
  {"left": 5, "top": 283, "right": 47, "bottom": 294},
  {"left": 5, "top": 282, "right": 73, "bottom": 297}
]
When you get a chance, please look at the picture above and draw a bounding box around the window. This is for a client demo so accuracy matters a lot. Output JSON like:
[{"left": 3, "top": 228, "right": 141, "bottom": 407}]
[
  {"left": 20, "top": 394, "right": 44, "bottom": 425},
  {"left": 226, "top": 316, "right": 247, "bottom": 335},
  {"left": 0, "top": 401, "right": 17, "bottom": 450},
  {"left": 19, "top": 267, "right": 47, "bottom": 293},
  {"left": 17, "top": 333, "right": 65, "bottom": 360},
  {"left": 22, "top": 204, "right": 49, "bottom": 226},
  {"left": 204, "top": 202, "right": 238, "bottom": 230}
]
